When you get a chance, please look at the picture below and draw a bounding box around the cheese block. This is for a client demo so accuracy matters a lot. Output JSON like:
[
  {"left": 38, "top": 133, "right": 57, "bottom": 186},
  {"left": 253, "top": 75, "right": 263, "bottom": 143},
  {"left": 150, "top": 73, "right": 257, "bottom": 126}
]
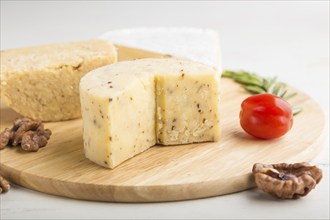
[
  {"left": 99, "top": 27, "right": 221, "bottom": 70},
  {"left": 80, "top": 58, "right": 221, "bottom": 168},
  {"left": 0, "top": 40, "right": 117, "bottom": 121}
]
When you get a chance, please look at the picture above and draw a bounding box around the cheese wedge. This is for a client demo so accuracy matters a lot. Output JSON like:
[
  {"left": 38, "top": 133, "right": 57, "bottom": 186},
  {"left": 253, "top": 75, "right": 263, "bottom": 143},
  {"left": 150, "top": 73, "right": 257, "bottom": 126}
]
[
  {"left": 80, "top": 69, "right": 155, "bottom": 168},
  {"left": 0, "top": 40, "right": 117, "bottom": 121},
  {"left": 99, "top": 27, "right": 221, "bottom": 70},
  {"left": 80, "top": 58, "right": 221, "bottom": 168}
]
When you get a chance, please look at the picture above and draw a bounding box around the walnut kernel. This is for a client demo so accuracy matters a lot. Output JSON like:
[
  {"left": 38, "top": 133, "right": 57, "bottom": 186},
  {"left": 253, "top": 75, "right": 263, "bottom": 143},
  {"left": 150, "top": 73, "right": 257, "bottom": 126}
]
[
  {"left": 252, "top": 162, "right": 322, "bottom": 199},
  {"left": 0, "top": 117, "right": 52, "bottom": 152},
  {"left": 0, "top": 175, "right": 10, "bottom": 193},
  {"left": 0, "top": 128, "right": 14, "bottom": 149}
]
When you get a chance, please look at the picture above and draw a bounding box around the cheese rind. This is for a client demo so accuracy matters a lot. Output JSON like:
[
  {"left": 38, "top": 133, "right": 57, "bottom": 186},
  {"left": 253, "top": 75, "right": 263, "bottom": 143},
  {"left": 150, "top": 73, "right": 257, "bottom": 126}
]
[{"left": 80, "top": 58, "right": 221, "bottom": 168}]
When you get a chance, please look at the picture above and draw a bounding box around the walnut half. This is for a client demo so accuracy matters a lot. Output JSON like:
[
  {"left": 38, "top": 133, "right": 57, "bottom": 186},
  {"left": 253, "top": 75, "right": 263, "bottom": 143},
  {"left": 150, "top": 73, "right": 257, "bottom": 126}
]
[
  {"left": 0, "top": 175, "right": 10, "bottom": 193},
  {"left": 252, "top": 162, "right": 322, "bottom": 199},
  {"left": 0, "top": 117, "right": 52, "bottom": 152}
]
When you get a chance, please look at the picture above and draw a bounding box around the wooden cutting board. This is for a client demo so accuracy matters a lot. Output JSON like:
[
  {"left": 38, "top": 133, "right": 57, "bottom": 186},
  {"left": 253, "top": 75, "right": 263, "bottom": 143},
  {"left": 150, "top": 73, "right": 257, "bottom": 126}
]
[{"left": 0, "top": 78, "right": 326, "bottom": 202}]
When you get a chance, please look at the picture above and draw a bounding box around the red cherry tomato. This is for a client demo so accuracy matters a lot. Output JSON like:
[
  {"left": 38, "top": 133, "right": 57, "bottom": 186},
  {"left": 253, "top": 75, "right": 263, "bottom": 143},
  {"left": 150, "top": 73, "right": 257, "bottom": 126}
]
[{"left": 239, "top": 94, "right": 293, "bottom": 139}]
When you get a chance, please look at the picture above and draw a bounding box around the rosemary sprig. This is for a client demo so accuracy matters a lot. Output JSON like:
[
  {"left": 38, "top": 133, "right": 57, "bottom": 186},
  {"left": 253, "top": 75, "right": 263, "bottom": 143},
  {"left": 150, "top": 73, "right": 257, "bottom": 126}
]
[{"left": 222, "top": 70, "right": 302, "bottom": 115}]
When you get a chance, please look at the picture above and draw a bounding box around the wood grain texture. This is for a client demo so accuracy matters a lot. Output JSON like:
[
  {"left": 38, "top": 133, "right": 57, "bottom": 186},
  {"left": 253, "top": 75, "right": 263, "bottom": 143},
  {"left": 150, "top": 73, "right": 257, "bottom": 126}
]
[{"left": 0, "top": 78, "right": 326, "bottom": 202}]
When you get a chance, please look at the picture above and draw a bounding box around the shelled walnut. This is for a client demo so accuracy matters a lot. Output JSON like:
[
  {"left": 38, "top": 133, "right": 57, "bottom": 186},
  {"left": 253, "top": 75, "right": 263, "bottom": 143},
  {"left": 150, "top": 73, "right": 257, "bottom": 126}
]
[
  {"left": 0, "top": 175, "right": 10, "bottom": 193},
  {"left": 252, "top": 162, "right": 322, "bottom": 199},
  {"left": 0, "top": 117, "right": 52, "bottom": 152}
]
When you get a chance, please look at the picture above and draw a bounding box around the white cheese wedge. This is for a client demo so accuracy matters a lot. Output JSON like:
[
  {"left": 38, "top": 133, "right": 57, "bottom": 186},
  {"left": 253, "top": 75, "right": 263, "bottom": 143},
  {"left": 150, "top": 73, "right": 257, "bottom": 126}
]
[
  {"left": 80, "top": 58, "right": 221, "bottom": 168},
  {"left": 80, "top": 66, "right": 155, "bottom": 168},
  {"left": 99, "top": 27, "right": 221, "bottom": 71}
]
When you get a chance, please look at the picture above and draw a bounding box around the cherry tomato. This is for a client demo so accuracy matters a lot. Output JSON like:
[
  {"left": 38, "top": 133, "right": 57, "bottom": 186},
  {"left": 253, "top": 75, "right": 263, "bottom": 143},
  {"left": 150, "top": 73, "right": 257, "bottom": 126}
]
[{"left": 239, "top": 94, "right": 293, "bottom": 139}]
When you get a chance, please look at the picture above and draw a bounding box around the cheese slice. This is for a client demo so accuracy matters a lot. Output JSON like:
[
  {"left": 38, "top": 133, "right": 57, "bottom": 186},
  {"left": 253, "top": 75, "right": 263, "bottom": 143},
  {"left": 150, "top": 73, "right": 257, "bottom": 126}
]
[
  {"left": 80, "top": 58, "right": 221, "bottom": 168},
  {"left": 156, "top": 68, "right": 221, "bottom": 145},
  {"left": 99, "top": 27, "right": 221, "bottom": 70}
]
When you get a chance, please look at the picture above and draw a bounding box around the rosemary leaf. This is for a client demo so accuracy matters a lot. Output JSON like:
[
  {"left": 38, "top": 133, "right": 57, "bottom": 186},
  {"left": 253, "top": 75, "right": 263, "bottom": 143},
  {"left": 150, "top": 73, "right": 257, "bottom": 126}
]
[
  {"left": 273, "top": 82, "right": 286, "bottom": 97},
  {"left": 236, "top": 76, "right": 262, "bottom": 86},
  {"left": 292, "top": 106, "right": 303, "bottom": 116},
  {"left": 221, "top": 71, "right": 235, "bottom": 78},
  {"left": 222, "top": 70, "right": 263, "bottom": 87},
  {"left": 243, "top": 85, "right": 266, "bottom": 94},
  {"left": 279, "top": 90, "right": 288, "bottom": 99},
  {"left": 264, "top": 77, "right": 277, "bottom": 92},
  {"left": 222, "top": 70, "right": 302, "bottom": 115},
  {"left": 282, "top": 92, "right": 298, "bottom": 101}
]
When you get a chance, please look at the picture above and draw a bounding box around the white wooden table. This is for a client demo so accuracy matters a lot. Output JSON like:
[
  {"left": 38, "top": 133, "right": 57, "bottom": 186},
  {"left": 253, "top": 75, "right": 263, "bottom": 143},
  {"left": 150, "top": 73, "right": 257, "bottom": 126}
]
[{"left": 1, "top": 1, "right": 329, "bottom": 219}]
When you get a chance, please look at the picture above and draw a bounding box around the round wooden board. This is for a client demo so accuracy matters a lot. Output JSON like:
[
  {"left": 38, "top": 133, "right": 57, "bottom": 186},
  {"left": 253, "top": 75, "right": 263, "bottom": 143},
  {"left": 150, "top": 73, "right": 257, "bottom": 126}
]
[{"left": 0, "top": 79, "right": 326, "bottom": 202}]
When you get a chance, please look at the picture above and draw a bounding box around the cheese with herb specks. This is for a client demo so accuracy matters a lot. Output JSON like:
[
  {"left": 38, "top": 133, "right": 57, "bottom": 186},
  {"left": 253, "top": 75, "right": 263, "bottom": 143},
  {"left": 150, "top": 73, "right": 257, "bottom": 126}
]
[
  {"left": 80, "top": 66, "right": 155, "bottom": 168},
  {"left": 156, "top": 69, "right": 221, "bottom": 145},
  {"left": 80, "top": 58, "right": 221, "bottom": 168}
]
